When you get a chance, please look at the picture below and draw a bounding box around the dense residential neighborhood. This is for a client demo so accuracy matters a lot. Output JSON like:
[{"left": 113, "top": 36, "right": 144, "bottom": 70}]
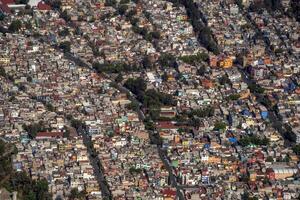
[{"left": 0, "top": 0, "right": 300, "bottom": 199}]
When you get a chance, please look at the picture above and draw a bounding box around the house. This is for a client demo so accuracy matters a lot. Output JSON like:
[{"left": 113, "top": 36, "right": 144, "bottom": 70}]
[
  {"left": 36, "top": 132, "right": 64, "bottom": 140},
  {"left": 37, "top": 1, "right": 51, "bottom": 11}
]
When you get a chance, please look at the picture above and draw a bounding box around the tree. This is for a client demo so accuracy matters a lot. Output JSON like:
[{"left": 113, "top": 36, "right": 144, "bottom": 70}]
[
  {"left": 292, "top": 145, "right": 300, "bottom": 155},
  {"left": 124, "top": 78, "right": 147, "bottom": 96},
  {"left": 213, "top": 121, "right": 227, "bottom": 131},
  {"left": 0, "top": 13, "right": 5, "bottom": 21},
  {"left": 227, "top": 94, "right": 240, "bottom": 101},
  {"left": 105, "top": 0, "right": 117, "bottom": 7},
  {"left": 142, "top": 56, "right": 152, "bottom": 69},
  {"left": 179, "top": 52, "right": 209, "bottom": 65},
  {"left": 49, "top": 0, "right": 61, "bottom": 10},
  {"left": 115, "top": 73, "right": 123, "bottom": 83},
  {"left": 248, "top": 83, "right": 264, "bottom": 94},
  {"left": 22, "top": 121, "right": 48, "bottom": 139},
  {"left": 239, "top": 135, "right": 270, "bottom": 147},
  {"left": 120, "top": 0, "right": 130, "bottom": 4},
  {"left": 9, "top": 20, "right": 22, "bottom": 32},
  {"left": 219, "top": 75, "right": 231, "bottom": 85},
  {"left": 0, "top": 67, "right": 6, "bottom": 77},
  {"left": 46, "top": 103, "right": 55, "bottom": 112},
  {"left": 69, "top": 188, "right": 86, "bottom": 200},
  {"left": 151, "top": 31, "right": 160, "bottom": 39},
  {"left": 70, "top": 119, "right": 85, "bottom": 130},
  {"left": 59, "top": 41, "right": 71, "bottom": 53},
  {"left": 129, "top": 167, "right": 142, "bottom": 175},
  {"left": 266, "top": 156, "right": 273, "bottom": 162},
  {"left": 118, "top": 4, "right": 128, "bottom": 15},
  {"left": 15, "top": 0, "right": 29, "bottom": 4},
  {"left": 35, "top": 179, "right": 50, "bottom": 200},
  {"left": 188, "top": 106, "right": 214, "bottom": 118},
  {"left": 126, "top": 101, "right": 139, "bottom": 111},
  {"left": 159, "top": 53, "right": 177, "bottom": 68},
  {"left": 197, "top": 65, "right": 206, "bottom": 76},
  {"left": 60, "top": 10, "right": 71, "bottom": 22}
]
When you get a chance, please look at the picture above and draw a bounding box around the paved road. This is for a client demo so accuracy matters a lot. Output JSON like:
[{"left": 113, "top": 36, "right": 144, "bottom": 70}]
[
  {"left": 63, "top": 51, "right": 185, "bottom": 199},
  {"left": 78, "top": 127, "right": 112, "bottom": 200},
  {"left": 157, "top": 147, "right": 185, "bottom": 200},
  {"left": 237, "top": 66, "right": 290, "bottom": 146}
]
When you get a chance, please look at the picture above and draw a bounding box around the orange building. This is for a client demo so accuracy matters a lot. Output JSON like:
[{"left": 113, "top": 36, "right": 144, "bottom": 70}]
[
  {"left": 201, "top": 79, "right": 214, "bottom": 89},
  {"left": 219, "top": 57, "right": 233, "bottom": 68},
  {"left": 209, "top": 56, "right": 218, "bottom": 67}
]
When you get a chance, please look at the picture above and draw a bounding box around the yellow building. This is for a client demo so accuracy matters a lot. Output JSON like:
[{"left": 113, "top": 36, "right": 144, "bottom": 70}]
[
  {"left": 220, "top": 58, "right": 233, "bottom": 68},
  {"left": 0, "top": 57, "right": 10, "bottom": 65}
]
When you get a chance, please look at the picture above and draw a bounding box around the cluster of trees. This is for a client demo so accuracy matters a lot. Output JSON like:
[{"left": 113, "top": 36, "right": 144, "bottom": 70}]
[
  {"left": 123, "top": 78, "right": 147, "bottom": 96},
  {"left": 248, "top": 83, "right": 265, "bottom": 94},
  {"left": 132, "top": 26, "right": 160, "bottom": 42},
  {"left": 93, "top": 62, "right": 139, "bottom": 74},
  {"left": 0, "top": 141, "right": 15, "bottom": 182},
  {"left": 179, "top": 52, "right": 209, "bottom": 65},
  {"left": 213, "top": 121, "right": 227, "bottom": 131},
  {"left": 59, "top": 10, "right": 71, "bottom": 22},
  {"left": 239, "top": 135, "right": 270, "bottom": 147},
  {"left": 226, "top": 94, "right": 241, "bottom": 101},
  {"left": 129, "top": 167, "right": 143, "bottom": 175},
  {"left": 125, "top": 8, "right": 160, "bottom": 43},
  {"left": 66, "top": 115, "right": 86, "bottom": 130},
  {"left": 0, "top": 67, "right": 6, "bottom": 77},
  {"left": 159, "top": 53, "right": 177, "bottom": 68},
  {"left": 292, "top": 145, "right": 300, "bottom": 156},
  {"left": 0, "top": 140, "right": 52, "bottom": 200},
  {"left": 7, "top": 174, "right": 51, "bottom": 200},
  {"left": 105, "top": 0, "right": 117, "bottom": 7},
  {"left": 69, "top": 188, "right": 86, "bottom": 200},
  {"left": 0, "top": 13, "right": 5, "bottom": 21},
  {"left": 124, "top": 78, "right": 176, "bottom": 120},
  {"left": 8, "top": 20, "right": 22, "bottom": 32},
  {"left": 219, "top": 75, "right": 231, "bottom": 85},
  {"left": 22, "top": 121, "right": 50, "bottom": 139},
  {"left": 45, "top": 0, "right": 61, "bottom": 10},
  {"left": 188, "top": 106, "right": 214, "bottom": 118},
  {"left": 139, "top": 89, "right": 177, "bottom": 109},
  {"left": 169, "top": 0, "right": 219, "bottom": 54},
  {"left": 290, "top": 0, "right": 300, "bottom": 22},
  {"left": 59, "top": 41, "right": 71, "bottom": 53},
  {"left": 249, "top": 0, "right": 281, "bottom": 11}
]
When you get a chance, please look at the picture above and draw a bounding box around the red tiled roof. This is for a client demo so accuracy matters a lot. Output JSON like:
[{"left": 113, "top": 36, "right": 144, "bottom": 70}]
[
  {"left": 0, "top": 0, "right": 12, "bottom": 13},
  {"left": 1, "top": 0, "right": 15, "bottom": 5},
  {"left": 37, "top": 1, "right": 51, "bottom": 11},
  {"left": 36, "top": 132, "right": 63, "bottom": 138},
  {"left": 157, "top": 121, "right": 178, "bottom": 130},
  {"left": 162, "top": 188, "right": 176, "bottom": 197}
]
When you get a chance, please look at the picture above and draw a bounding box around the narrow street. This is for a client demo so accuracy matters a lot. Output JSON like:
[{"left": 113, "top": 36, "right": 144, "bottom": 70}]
[
  {"left": 63, "top": 51, "right": 185, "bottom": 200},
  {"left": 78, "top": 127, "right": 112, "bottom": 200}
]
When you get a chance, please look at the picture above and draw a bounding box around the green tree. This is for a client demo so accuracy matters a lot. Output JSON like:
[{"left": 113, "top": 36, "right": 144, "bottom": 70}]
[
  {"left": 15, "top": 0, "right": 29, "bottom": 4},
  {"left": 59, "top": 10, "right": 71, "bottom": 22},
  {"left": 213, "top": 121, "right": 227, "bottom": 131},
  {"left": 9, "top": 20, "right": 22, "bottom": 32},
  {"left": 292, "top": 145, "right": 300, "bottom": 155},
  {"left": 159, "top": 53, "right": 177, "bottom": 68},
  {"left": 266, "top": 156, "right": 273, "bottom": 162},
  {"left": 0, "top": 67, "right": 6, "bottom": 77},
  {"left": 59, "top": 41, "right": 71, "bottom": 53},
  {"left": 118, "top": 4, "right": 128, "bottom": 15},
  {"left": 124, "top": 78, "right": 147, "bottom": 96},
  {"left": 0, "top": 13, "right": 5, "bottom": 21},
  {"left": 227, "top": 94, "right": 240, "bottom": 101},
  {"left": 105, "top": 0, "right": 117, "bottom": 7},
  {"left": 115, "top": 73, "right": 123, "bottom": 83},
  {"left": 126, "top": 101, "right": 139, "bottom": 111}
]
